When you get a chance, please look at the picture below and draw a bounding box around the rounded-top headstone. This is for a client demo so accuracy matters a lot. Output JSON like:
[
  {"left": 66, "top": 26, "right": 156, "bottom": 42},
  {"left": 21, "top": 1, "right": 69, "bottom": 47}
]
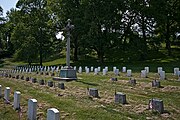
[{"left": 47, "top": 108, "right": 60, "bottom": 120}]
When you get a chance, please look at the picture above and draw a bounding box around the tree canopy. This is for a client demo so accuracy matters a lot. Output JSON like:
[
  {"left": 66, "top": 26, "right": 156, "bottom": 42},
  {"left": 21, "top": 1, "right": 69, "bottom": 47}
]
[{"left": 0, "top": 0, "right": 180, "bottom": 64}]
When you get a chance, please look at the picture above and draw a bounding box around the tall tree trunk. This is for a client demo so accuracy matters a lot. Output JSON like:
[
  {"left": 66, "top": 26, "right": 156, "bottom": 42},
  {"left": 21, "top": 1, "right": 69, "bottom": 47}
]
[
  {"left": 97, "top": 50, "right": 104, "bottom": 63},
  {"left": 166, "top": 15, "right": 171, "bottom": 56}
]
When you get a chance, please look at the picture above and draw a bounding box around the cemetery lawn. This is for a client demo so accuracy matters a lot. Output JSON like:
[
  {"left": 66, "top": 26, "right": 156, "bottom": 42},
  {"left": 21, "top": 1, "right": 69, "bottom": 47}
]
[{"left": 0, "top": 70, "right": 180, "bottom": 120}]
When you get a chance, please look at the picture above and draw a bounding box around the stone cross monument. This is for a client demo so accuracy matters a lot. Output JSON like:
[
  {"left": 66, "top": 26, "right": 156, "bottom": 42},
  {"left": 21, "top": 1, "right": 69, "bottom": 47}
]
[
  {"left": 55, "top": 19, "right": 77, "bottom": 81},
  {"left": 65, "top": 19, "right": 74, "bottom": 68}
]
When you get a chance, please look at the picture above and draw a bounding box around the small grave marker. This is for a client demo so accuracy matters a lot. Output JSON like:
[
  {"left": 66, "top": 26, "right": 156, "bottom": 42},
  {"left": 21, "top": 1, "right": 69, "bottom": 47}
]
[
  {"left": 115, "top": 92, "right": 126, "bottom": 104},
  {"left": 110, "top": 77, "right": 117, "bottom": 81},
  {"left": 58, "top": 83, "right": 65, "bottom": 89},
  {"left": 149, "top": 98, "right": 164, "bottom": 113},
  {"left": 159, "top": 71, "right": 165, "bottom": 80},
  {"left": 31, "top": 78, "right": 37, "bottom": 83},
  {"left": 28, "top": 99, "right": 37, "bottom": 120},
  {"left": 129, "top": 78, "right": 136, "bottom": 85},
  {"left": 152, "top": 80, "right": 160, "bottom": 88},
  {"left": 26, "top": 77, "right": 30, "bottom": 81},
  {"left": 103, "top": 69, "right": 107, "bottom": 75},
  {"left": 90, "top": 66, "right": 93, "bottom": 72},
  {"left": 48, "top": 81, "right": 53, "bottom": 87},
  {"left": 13, "top": 91, "right": 21, "bottom": 110},
  {"left": 89, "top": 88, "right": 99, "bottom": 97},
  {"left": 141, "top": 70, "right": 147, "bottom": 78},
  {"left": 4, "top": 87, "right": 10, "bottom": 103},
  {"left": 47, "top": 108, "right": 60, "bottom": 120},
  {"left": 39, "top": 79, "right": 45, "bottom": 85},
  {"left": 158, "top": 67, "right": 162, "bottom": 73},
  {"left": 79, "top": 67, "right": 82, "bottom": 73},
  {"left": 174, "top": 68, "right": 179, "bottom": 76},
  {"left": 94, "top": 68, "right": 98, "bottom": 75},
  {"left": 122, "top": 67, "right": 126, "bottom": 73},
  {"left": 127, "top": 69, "right": 132, "bottom": 77},
  {"left": 145, "top": 67, "right": 149, "bottom": 73}
]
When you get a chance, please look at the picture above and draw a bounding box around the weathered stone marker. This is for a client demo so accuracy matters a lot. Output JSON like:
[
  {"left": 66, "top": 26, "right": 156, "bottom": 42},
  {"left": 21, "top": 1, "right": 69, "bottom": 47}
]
[
  {"left": 26, "top": 77, "right": 30, "bottom": 81},
  {"left": 13, "top": 91, "right": 21, "bottom": 110},
  {"left": 152, "top": 80, "right": 160, "bottom": 88},
  {"left": 58, "top": 83, "right": 65, "bottom": 89},
  {"left": 129, "top": 78, "right": 136, "bottom": 85},
  {"left": 149, "top": 98, "right": 164, "bottom": 113},
  {"left": 115, "top": 92, "right": 126, "bottom": 104},
  {"left": 89, "top": 88, "right": 99, "bottom": 97},
  {"left": 39, "top": 79, "right": 45, "bottom": 85},
  {"left": 31, "top": 78, "right": 37, "bottom": 83},
  {"left": 48, "top": 81, "right": 53, "bottom": 87},
  {"left": 47, "top": 108, "right": 60, "bottom": 120},
  {"left": 4, "top": 87, "right": 10, "bottom": 102},
  {"left": 28, "top": 99, "right": 37, "bottom": 120}
]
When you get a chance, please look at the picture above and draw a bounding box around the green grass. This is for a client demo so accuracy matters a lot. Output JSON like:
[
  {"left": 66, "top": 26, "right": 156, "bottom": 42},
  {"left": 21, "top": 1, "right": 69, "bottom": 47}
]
[{"left": 0, "top": 70, "right": 180, "bottom": 119}]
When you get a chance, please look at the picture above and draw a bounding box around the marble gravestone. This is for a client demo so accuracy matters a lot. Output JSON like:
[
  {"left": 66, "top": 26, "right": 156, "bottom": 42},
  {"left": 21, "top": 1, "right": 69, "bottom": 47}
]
[
  {"left": 28, "top": 99, "right": 37, "bottom": 120},
  {"left": 13, "top": 91, "right": 21, "bottom": 110},
  {"left": 4, "top": 87, "right": 10, "bottom": 103},
  {"left": 47, "top": 108, "right": 60, "bottom": 120}
]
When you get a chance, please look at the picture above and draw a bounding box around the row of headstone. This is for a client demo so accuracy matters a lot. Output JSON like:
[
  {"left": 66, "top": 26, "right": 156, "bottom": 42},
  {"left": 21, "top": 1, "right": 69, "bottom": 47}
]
[
  {"left": 0, "top": 85, "right": 60, "bottom": 120},
  {"left": 88, "top": 87, "right": 164, "bottom": 113},
  {"left": 12, "top": 65, "right": 61, "bottom": 74}
]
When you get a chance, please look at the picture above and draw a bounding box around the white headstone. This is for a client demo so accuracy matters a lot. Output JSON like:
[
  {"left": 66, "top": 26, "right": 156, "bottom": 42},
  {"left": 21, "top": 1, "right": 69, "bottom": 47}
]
[
  {"left": 174, "top": 68, "right": 179, "bottom": 76},
  {"left": 13, "top": 91, "right": 21, "bottom": 110},
  {"left": 91, "top": 67, "right": 94, "bottom": 72},
  {"left": 105, "top": 67, "right": 108, "bottom": 72},
  {"left": 145, "top": 67, "right": 149, "bottom": 73},
  {"left": 28, "top": 99, "right": 37, "bottom": 120},
  {"left": 4, "top": 87, "right": 10, "bottom": 101},
  {"left": 98, "top": 67, "right": 101, "bottom": 72},
  {"left": 85, "top": 66, "right": 88, "bottom": 71},
  {"left": 94, "top": 68, "right": 98, "bottom": 75},
  {"left": 158, "top": 67, "right": 163, "bottom": 73},
  {"left": 47, "top": 108, "right": 60, "bottom": 120},
  {"left": 141, "top": 70, "right": 147, "bottom": 78},
  {"left": 79, "top": 67, "right": 82, "bottom": 73},
  {"left": 113, "top": 67, "right": 117, "bottom": 72},
  {"left": 159, "top": 71, "right": 165, "bottom": 80},
  {"left": 122, "top": 67, "right": 126, "bottom": 73},
  {"left": 86, "top": 68, "right": 90, "bottom": 74},
  {"left": 114, "top": 69, "right": 119, "bottom": 76},
  {"left": 73, "top": 66, "right": 76, "bottom": 71},
  {"left": 127, "top": 69, "right": 132, "bottom": 77},
  {"left": 103, "top": 69, "right": 107, "bottom": 75}
]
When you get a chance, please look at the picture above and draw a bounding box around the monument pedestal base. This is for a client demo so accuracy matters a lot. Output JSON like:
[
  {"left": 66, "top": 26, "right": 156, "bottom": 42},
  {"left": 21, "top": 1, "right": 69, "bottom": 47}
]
[{"left": 53, "top": 68, "right": 77, "bottom": 81}]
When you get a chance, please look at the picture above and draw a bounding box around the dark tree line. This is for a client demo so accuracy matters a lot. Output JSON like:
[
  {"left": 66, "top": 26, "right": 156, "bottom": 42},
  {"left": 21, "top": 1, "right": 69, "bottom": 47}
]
[{"left": 0, "top": 0, "right": 180, "bottom": 64}]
